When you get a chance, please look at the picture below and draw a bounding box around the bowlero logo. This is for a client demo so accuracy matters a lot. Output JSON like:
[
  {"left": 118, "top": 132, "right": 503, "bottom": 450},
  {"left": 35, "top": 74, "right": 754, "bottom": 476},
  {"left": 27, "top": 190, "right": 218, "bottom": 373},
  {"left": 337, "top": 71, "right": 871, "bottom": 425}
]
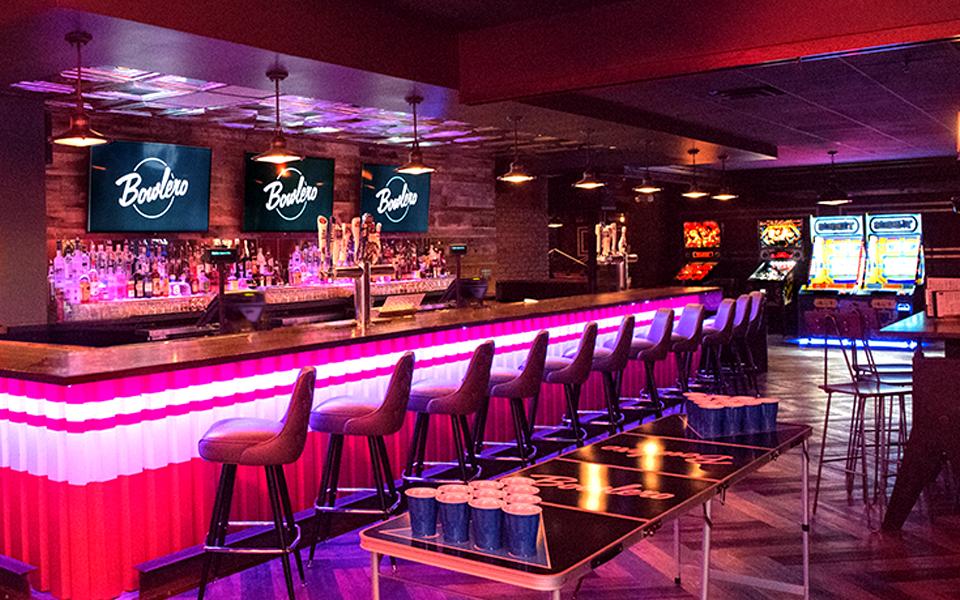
[
  {"left": 360, "top": 163, "right": 430, "bottom": 233},
  {"left": 88, "top": 141, "right": 211, "bottom": 233},
  {"left": 243, "top": 155, "right": 334, "bottom": 232}
]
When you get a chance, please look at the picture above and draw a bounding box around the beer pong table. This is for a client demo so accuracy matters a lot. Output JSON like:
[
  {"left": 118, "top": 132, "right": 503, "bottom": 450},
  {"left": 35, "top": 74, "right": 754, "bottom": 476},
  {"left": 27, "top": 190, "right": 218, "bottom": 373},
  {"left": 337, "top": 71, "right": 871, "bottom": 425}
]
[{"left": 360, "top": 415, "right": 812, "bottom": 599}]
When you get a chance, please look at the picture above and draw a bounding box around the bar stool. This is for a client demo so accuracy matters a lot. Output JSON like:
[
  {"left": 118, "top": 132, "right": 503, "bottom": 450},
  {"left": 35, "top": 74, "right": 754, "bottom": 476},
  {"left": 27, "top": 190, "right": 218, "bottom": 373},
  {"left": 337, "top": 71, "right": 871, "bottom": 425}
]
[
  {"left": 579, "top": 315, "right": 635, "bottom": 432},
  {"left": 670, "top": 304, "right": 706, "bottom": 393},
  {"left": 404, "top": 341, "right": 495, "bottom": 483},
  {"left": 727, "top": 294, "right": 754, "bottom": 395},
  {"left": 197, "top": 366, "right": 316, "bottom": 600},
  {"left": 699, "top": 298, "right": 736, "bottom": 393},
  {"left": 306, "top": 352, "right": 415, "bottom": 563},
  {"left": 741, "top": 290, "right": 765, "bottom": 396},
  {"left": 622, "top": 308, "right": 675, "bottom": 414},
  {"left": 473, "top": 331, "right": 549, "bottom": 465},
  {"left": 537, "top": 322, "right": 598, "bottom": 447}
]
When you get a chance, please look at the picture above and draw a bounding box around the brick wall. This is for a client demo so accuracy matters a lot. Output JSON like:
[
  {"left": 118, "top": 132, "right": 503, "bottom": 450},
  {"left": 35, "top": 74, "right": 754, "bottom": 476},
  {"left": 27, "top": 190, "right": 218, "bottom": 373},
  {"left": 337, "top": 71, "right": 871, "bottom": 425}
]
[
  {"left": 495, "top": 178, "right": 549, "bottom": 281},
  {"left": 46, "top": 111, "right": 500, "bottom": 281}
]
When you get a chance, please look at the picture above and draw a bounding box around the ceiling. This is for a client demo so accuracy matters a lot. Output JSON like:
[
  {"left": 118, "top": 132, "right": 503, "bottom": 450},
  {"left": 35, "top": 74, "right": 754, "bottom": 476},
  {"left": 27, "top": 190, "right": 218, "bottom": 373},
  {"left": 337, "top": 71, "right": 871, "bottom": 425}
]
[
  {"left": 368, "top": 0, "right": 631, "bottom": 31},
  {"left": 580, "top": 40, "right": 960, "bottom": 168}
]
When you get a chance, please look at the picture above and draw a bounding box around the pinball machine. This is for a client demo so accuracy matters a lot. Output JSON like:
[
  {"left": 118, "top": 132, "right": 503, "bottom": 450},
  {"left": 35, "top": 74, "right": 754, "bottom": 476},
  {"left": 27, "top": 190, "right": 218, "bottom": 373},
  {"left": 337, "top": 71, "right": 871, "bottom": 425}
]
[
  {"left": 748, "top": 218, "right": 805, "bottom": 333},
  {"left": 675, "top": 220, "right": 722, "bottom": 284}
]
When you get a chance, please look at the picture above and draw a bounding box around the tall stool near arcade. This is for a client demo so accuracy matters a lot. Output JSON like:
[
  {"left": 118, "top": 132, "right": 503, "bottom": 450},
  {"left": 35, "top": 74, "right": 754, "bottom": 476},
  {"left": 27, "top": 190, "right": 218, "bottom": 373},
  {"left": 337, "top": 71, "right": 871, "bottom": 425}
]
[
  {"left": 404, "top": 341, "right": 495, "bottom": 483},
  {"left": 537, "top": 322, "right": 598, "bottom": 447},
  {"left": 474, "top": 331, "right": 550, "bottom": 465},
  {"left": 306, "top": 352, "right": 415, "bottom": 563},
  {"left": 670, "top": 304, "right": 706, "bottom": 394},
  {"left": 622, "top": 308, "right": 675, "bottom": 414},
  {"left": 196, "top": 366, "right": 317, "bottom": 600},
  {"left": 699, "top": 298, "right": 736, "bottom": 393}
]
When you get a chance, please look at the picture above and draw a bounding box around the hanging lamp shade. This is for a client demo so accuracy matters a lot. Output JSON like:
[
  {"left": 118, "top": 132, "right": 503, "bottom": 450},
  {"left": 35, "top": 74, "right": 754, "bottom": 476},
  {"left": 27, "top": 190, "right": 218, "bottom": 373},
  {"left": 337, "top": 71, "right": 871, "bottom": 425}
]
[
  {"left": 681, "top": 147, "right": 707, "bottom": 199},
  {"left": 711, "top": 154, "right": 738, "bottom": 201},
  {"left": 53, "top": 31, "right": 108, "bottom": 148},
  {"left": 817, "top": 150, "right": 851, "bottom": 205},
  {"left": 632, "top": 141, "right": 661, "bottom": 195},
  {"left": 254, "top": 67, "right": 303, "bottom": 164},
  {"left": 498, "top": 115, "right": 535, "bottom": 183},
  {"left": 397, "top": 94, "right": 435, "bottom": 175},
  {"left": 574, "top": 170, "right": 605, "bottom": 190}
]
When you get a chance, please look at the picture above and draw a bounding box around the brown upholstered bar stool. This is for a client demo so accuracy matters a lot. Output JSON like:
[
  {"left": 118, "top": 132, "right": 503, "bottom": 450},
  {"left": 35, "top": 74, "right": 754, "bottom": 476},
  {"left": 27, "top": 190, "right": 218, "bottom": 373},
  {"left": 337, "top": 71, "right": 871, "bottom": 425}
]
[
  {"left": 622, "top": 308, "right": 675, "bottom": 414},
  {"left": 727, "top": 294, "right": 755, "bottom": 394},
  {"left": 699, "top": 298, "right": 736, "bottom": 393},
  {"left": 404, "top": 341, "right": 495, "bottom": 483},
  {"left": 536, "top": 322, "right": 598, "bottom": 447},
  {"left": 197, "top": 366, "right": 316, "bottom": 600},
  {"left": 669, "top": 304, "right": 706, "bottom": 393},
  {"left": 577, "top": 315, "right": 635, "bottom": 432},
  {"left": 306, "top": 352, "right": 415, "bottom": 564},
  {"left": 473, "top": 331, "right": 549, "bottom": 465}
]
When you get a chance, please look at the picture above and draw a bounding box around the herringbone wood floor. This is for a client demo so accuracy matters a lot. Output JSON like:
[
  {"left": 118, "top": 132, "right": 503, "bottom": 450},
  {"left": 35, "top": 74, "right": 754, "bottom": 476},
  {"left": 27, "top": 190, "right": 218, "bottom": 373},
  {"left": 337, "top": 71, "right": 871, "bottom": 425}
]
[{"left": 179, "top": 341, "right": 960, "bottom": 599}]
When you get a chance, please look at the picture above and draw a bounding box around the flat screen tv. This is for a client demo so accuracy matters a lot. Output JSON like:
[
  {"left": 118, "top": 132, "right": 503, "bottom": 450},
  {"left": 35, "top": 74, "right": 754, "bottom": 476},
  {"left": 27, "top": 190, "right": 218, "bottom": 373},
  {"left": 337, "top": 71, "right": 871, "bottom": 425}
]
[
  {"left": 360, "top": 163, "right": 430, "bottom": 233},
  {"left": 243, "top": 154, "right": 335, "bottom": 232},
  {"left": 88, "top": 140, "right": 210, "bottom": 233}
]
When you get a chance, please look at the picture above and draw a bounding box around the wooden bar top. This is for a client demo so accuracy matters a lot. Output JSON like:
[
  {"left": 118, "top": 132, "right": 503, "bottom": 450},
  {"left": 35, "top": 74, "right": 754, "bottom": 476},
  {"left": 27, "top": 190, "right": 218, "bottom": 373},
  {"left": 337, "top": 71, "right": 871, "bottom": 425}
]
[
  {"left": 0, "top": 286, "right": 716, "bottom": 385},
  {"left": 880, "top": 312, "right": 960, "bottom": 340}
]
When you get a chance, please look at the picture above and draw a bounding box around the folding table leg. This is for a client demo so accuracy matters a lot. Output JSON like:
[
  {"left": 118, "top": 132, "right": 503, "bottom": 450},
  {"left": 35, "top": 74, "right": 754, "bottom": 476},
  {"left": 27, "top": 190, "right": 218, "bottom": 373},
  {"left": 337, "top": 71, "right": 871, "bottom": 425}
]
[
  {"left": 674, "top": 518, "right": 682, "bottom": 585},
  {"left": 371, "top": 552, "right": 380, "bottom": 600},
  {"left": 801, "top": 438, "right": 811, "bottom": 600},
  {"left": 700, "top": 499, "right": 712, "bottom": 600}
]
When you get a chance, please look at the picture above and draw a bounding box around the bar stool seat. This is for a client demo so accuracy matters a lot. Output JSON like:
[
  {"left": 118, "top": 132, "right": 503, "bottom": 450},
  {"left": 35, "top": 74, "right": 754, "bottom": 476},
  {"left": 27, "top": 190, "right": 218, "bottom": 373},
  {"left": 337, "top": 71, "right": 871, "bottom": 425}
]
[
  {"left": 408, "top": 380, "right": 464, "bottom": 412},
  {"left": 489, "top": 368, "right": 521, "bottom": 387},
  {"left": 309, "top": 397, "right": 386, "bottom": 435},
  {"left": 564, "top": 345, "right": 613, "bottom": 368},
  {"left": 629, "top": 337, "right": 655, "bottom": 358},
  {"left": 198, "top": 419, "right": 286, "bottom": 464}
]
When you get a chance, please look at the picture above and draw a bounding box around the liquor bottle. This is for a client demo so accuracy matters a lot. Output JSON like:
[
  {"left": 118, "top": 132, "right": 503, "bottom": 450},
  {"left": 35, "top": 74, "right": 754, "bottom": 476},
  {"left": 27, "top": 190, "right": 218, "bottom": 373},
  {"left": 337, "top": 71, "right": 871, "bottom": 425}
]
[{"left": 52, "top": 241, "right": 66, "bottom": 288}]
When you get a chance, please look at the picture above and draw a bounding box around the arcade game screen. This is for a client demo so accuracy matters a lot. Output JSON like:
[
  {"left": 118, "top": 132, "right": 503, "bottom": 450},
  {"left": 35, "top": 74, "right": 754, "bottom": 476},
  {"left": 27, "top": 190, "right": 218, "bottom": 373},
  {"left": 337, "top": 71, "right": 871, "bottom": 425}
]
[
  {"left": 758, "top": 219, "right": 803, "bottom": 249},
  {"left": 805, "top": 236, "right": 865, "bottom": 291},
  {"left": 750, "top": 260, "right": 797, "bottom": 281},
  {"left": 683, "top": 221, "right": 721, "bottom": 248},
  {"left": 676, "top": 261, "right": 718, "bottom": 281}
]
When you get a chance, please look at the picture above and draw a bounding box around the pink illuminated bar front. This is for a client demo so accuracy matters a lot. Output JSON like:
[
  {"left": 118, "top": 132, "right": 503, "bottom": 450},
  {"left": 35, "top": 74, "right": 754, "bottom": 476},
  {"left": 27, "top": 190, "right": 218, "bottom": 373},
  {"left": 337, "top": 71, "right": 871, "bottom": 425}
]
[{"left": 0, "top": 287, "right": 720, "bottom": 599}]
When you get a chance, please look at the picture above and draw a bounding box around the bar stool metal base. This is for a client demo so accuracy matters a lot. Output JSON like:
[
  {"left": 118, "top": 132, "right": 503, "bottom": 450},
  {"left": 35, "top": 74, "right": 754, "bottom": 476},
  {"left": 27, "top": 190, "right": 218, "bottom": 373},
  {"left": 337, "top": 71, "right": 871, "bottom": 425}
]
[{"left": 404, "top": 413, "right": 482, "bottom": 484}]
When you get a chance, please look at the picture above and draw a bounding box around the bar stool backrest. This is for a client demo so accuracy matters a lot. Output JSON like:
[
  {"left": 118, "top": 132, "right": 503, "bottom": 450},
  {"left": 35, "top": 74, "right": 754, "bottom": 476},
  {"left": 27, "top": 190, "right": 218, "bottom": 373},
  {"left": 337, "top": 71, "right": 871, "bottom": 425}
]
[
  {"left": 604, "top": 315, "right": 636, "bottom": 371},
  {"left": 824, "top": 312, "right": 866, "bottom": 391},
  {"left": 706, "top": 298, "right": 736, "bottom": 343},
  {"left": 747, "top": 290, "right": 765, "bottom": 337},
  {"left": 644, "top": 308, "right": 675, "bottom": 361},
  {"left": 455, "top": 340, "right": 496, "bottom": 414},
  {"left": 366, "top": 352, "right": 416, "bottom": 435},
  {"left": 255, "top": 366, "right": 316, "bottom": 465},
  {"left": 732, "top": 294, "right": 752, "bottom": 338},
  {"left": 560, "top": 322, "right": 599, "bottom": 384},
  {"left": 674, "top": 304, "right": 705, "bottom": 343},
  {"left": 496, "top": 331, "right": 549, "bottom": 398}
]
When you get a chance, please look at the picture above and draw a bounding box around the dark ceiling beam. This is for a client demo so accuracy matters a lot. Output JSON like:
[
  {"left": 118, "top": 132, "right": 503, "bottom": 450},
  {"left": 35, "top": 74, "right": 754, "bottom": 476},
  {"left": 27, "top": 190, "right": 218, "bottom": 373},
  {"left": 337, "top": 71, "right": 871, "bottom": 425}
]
[
  {"left": 10, "top": 0, "right": 459, "bottom": 88},
  {"left": 459, "top": 0, "right": 960, "bottom": 104},
  {"left": 525, "top": 93, "right": 778, "bottom": 159}
]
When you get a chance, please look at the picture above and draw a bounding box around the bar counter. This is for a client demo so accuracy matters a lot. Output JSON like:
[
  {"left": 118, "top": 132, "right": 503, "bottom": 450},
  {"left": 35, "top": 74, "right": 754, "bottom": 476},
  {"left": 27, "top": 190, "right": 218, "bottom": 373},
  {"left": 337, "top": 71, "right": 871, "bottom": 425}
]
[{"left": 0, "top": 286, "right": 719, "bottom": 599}]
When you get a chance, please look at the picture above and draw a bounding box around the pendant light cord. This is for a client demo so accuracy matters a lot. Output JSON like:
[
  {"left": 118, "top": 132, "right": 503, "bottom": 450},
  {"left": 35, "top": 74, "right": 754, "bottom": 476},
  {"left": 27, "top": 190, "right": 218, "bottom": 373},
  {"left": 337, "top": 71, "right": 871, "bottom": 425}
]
[
  {"left": 274, "top": 76, "right": 281, "bottom": 135},
  {"left": 74, "top": 38, "right": 82, "bottom": 111}
]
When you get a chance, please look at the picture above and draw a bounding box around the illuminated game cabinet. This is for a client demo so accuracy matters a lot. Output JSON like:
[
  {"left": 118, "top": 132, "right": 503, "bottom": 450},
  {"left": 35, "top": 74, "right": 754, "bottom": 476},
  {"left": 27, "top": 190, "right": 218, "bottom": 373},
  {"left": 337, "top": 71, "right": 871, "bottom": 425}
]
[
  {"left": 798, "top": 215, "right": 866, "bottom": 336},
  {"left": 862, "top": 213, "right": 924, "bottom": 326},
  {"left": 675, "top": 221, "right": 721, "bottom": 283},
  {"left": 799, "top": 213, "right": 925, "bottom": 337},
  {"left": 748, "top": 219, "right": 805, "bottom": 333}
]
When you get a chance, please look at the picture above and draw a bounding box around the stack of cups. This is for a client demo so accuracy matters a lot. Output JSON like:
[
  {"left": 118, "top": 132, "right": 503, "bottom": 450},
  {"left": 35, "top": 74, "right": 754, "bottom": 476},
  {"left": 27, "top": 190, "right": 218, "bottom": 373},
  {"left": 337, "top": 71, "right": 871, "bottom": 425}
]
[
  {"left": 405, "top": 487, "right": 439, "bottom": 538},
  {"left": 499, "top": 477, "right": 543, "bottom": 557},
  {"left": 436, "top": 484, "right": 472, "bottom": 543}
]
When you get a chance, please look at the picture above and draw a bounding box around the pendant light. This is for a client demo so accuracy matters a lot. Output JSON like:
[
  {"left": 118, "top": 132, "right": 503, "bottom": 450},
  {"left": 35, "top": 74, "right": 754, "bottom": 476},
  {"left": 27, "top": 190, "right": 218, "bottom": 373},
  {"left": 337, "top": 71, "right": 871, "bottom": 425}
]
[
  {"left": 498, "top": 116, "right": 535, "bottom": 183},
  {"left": 253, "top": 67, "right": 303, "bottom": 164},
  {"left": 52, "top": 31, "right": 108, "bottom": 148},
  {"left": 682, "top": 148, "right": 708, "bottom": 199},
  {"left": 547, "top": 216, "right": 564, "bottom": 228},
  {"left": 573, "top": 133, "right": 605, "bottom": 190},
  {"left": 632, "top": 141, "right": 662, "bottom": 195},
  {"left": 818, "top": 150, "right": 851, "bottom": 206},
  {"left": 396, "top": 94, "right": 436, "bottom": 175},
  {"left": 712, "top": 154, "right": 738, "bottom": 201}
]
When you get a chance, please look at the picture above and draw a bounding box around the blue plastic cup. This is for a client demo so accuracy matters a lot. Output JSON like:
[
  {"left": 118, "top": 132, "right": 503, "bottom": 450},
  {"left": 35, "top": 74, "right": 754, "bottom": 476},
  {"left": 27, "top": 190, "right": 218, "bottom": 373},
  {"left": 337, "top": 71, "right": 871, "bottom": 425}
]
[
  {"left": 469, "top": 497, "right": 504, "bottom": 550},
  {"left": 468, "top": 480, "right": 504, "bottom": 491},
  {"left": 505, "top": 493, "right": 542, "bottom": 506},
  {"left": 739, "top": 397, "right": 764, "bottom": 433},
  {"left": 437, "top": 492, "right": 471, "bottom": 543},
  {"left": 503, "top": 503, "right": 542, "bottom": 557},
  {"left": 721, "top": 400, "right": 745, "bottom": 437},
  {"left": 502, "top": 484, "right": 539, "bottom": 497},
  {"left": 698, "top": 405, "right": 723, "bottom": 438},
  {"left": 472, "top": 488, "right": 506, "bottom": 500},
  {"left": 500, "top": 476, "right": 536, "bottom": 488},
  {"left": 760, "top": 398, "right": 779, "bottom": 431},
  {"left": 686, "top": 401, "right": 702, "bottom": 432},
  {"left": 437, "top": 484, "right": 472, "bottom": 496},
  {"left": 405, "top": 487, "right": 438, "bottom": 538}
]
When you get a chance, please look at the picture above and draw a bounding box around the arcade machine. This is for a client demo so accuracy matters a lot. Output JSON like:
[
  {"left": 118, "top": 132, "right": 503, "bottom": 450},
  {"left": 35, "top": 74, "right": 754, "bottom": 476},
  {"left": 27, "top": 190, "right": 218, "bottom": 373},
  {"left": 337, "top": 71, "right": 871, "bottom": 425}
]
[
  {"left": 675, "top": 221, "right": 722, "bottom": 285},
  {"left": 861, "top": 213, "right": 924, "bottom": 328},
  {"left": 798, "top": 215, "right": 866, "bottom": 337},
  {"left": 748, "top": 218, "right": 805, "bottom": 333}
]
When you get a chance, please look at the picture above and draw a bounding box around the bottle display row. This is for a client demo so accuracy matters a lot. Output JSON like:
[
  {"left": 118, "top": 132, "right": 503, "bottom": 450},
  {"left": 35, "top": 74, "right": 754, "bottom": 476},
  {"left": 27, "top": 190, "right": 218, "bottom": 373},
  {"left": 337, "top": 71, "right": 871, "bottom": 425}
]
[{"left": 48, "top": 236, "right": 448, "bottom": 309}]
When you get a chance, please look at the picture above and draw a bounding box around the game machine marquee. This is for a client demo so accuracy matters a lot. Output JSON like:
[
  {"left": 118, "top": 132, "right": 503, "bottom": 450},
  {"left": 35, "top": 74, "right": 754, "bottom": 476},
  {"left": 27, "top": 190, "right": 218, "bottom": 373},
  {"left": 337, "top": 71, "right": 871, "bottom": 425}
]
[
  {"left": 798, "top": 215, "right": 866, "bottom": 336},
  {"left": 862, "top": 213, "right": 924, "bottom": 328},
  {"left": 749, "top": 219, "right": 805, "bottom": 333},
  {"left": 675, "top": 221, "right": 721, "bottom": 284}
]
